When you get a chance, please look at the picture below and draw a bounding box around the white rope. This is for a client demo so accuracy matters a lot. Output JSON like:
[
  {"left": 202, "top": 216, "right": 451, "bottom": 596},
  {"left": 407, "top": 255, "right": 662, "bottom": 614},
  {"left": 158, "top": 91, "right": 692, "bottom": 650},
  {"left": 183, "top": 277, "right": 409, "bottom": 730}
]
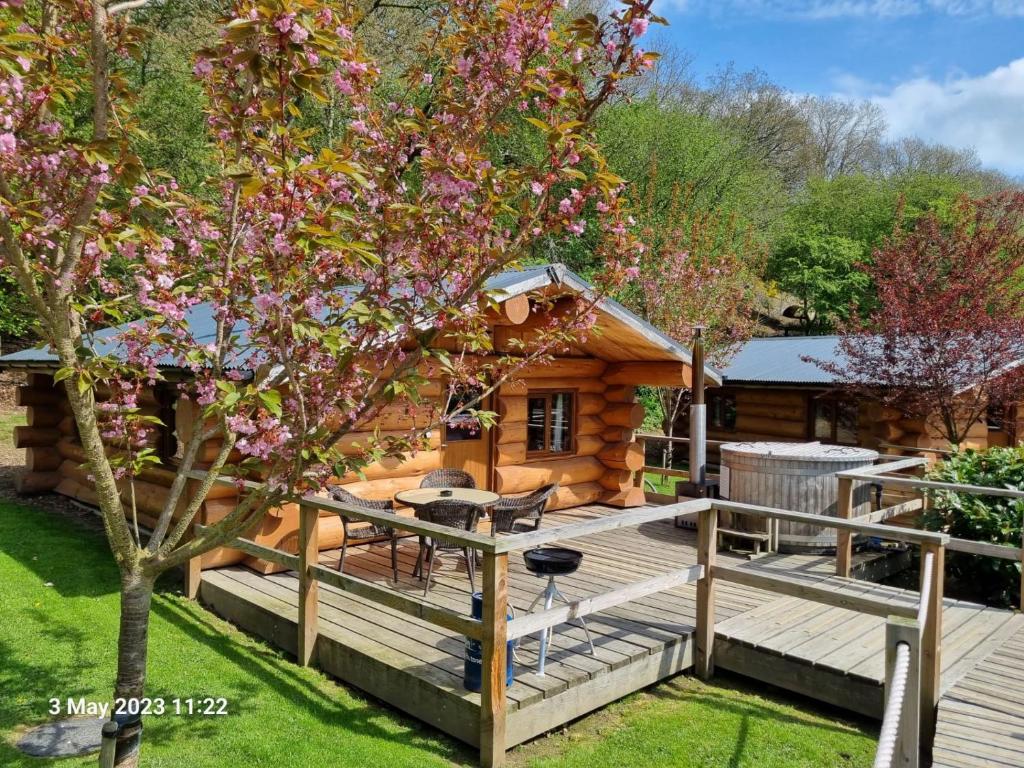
[
  {"left": 874, "top": 641, "right": 911, "bottom": 768},
  {"left": 917, "top": 551, "right": 934, "bottom": 626}
]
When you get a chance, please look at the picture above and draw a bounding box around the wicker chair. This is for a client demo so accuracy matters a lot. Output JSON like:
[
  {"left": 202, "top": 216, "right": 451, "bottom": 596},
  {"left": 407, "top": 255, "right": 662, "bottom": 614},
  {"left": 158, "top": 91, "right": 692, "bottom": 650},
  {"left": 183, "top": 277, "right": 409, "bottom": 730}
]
[
  {"left": 412, "top": 499, "right": 480, "bottom": 595},
  {"left": 492, "top": 483, "right": 559, "bottom": 535},
  {"left": 329, "top": 487, "right": 399, "bottom": 582},
  {"left": 419, "top": 469, "right": 477, "bottom": 489}
]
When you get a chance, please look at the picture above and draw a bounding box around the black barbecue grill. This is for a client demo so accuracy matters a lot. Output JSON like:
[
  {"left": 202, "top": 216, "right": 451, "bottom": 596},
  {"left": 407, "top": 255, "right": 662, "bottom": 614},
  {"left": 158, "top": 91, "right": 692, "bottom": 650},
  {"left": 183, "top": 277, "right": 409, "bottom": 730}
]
[{"left": 523, "top": 547, "right": 583, "bottom": 576}]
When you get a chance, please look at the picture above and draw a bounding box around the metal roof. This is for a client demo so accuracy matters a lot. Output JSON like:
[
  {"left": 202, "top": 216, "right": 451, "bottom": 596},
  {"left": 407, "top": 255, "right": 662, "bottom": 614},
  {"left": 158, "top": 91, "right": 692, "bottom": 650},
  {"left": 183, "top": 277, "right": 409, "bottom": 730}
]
[
  {"left": 720, "top": 336, "right": 844, "bottom": 385},
  {"left": 0, "top": 264, "right": 720, "bottom": 383}
]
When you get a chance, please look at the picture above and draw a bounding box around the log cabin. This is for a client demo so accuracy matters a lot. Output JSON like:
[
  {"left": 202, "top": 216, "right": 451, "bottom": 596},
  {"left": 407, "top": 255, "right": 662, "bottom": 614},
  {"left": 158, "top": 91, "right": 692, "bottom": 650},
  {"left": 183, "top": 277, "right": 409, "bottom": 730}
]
[
  {"left": 0, "top": 263, "right": 719, "bottom": 572},
  {"left": 677, "top": 335, "right": 1022, "bottom": 462}
]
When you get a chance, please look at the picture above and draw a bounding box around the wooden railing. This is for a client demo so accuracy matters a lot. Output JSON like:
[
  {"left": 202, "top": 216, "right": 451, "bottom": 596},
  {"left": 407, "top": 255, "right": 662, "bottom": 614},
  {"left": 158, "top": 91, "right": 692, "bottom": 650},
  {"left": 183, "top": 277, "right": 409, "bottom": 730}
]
[
  {"left": 183, "top": 480, "right": 710, "bottom": 768},
  {"left": 694, "top": 499, "right": 948, "bottom": 762},
  {"left": 836, "top": 461, "right": 1024, "bottom": 608}
]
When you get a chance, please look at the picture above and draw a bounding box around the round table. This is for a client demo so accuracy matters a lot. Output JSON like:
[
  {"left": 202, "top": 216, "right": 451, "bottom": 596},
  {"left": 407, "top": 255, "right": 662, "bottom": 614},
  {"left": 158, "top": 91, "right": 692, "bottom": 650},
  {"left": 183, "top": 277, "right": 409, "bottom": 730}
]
[{"left": 394, "top": 487, "right": 500, "bottom": 510}]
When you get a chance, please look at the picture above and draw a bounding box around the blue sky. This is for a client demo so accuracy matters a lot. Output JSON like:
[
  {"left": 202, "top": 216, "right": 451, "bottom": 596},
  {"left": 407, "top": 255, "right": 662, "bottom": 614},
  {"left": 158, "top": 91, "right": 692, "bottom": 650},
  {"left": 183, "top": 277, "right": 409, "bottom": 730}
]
[{"left": 651, "top": 1, "right": 1024, "bottom": 175}]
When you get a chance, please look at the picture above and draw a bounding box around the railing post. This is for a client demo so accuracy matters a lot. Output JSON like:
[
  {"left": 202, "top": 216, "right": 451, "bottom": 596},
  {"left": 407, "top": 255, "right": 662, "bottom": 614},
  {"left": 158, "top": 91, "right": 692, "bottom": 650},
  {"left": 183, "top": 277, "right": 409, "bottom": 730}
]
[
  {"left": 885, "top": 616, "right": 921, "bottom": 768},
  {"left": 918, "top": 541, "right": 944, "bottom": 753},
  {"left": 480, "top": 550, "right": 508, "bottom": 768},
  {"left": 836, "top": 475, "right": 854, "bottom": 577},
  {"left": 696, "top": 503, "right": 717, "bottom": 679},
  {"left": 184, "top": 554, "right": 202, "bottom": 600},
  {"left": 298, "top": 503, "right": 320, "bottom": 667}
]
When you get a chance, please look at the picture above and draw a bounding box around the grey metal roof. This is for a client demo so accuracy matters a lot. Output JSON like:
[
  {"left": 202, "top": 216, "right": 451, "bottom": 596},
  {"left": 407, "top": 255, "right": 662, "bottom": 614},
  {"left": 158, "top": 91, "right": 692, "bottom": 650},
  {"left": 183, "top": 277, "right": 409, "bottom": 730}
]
[
  {"left": 0, "top": 264, "right": 719, "bottom": 383},
  {"left": 720, "top": 336, "right": 844, "bottom": 385}
]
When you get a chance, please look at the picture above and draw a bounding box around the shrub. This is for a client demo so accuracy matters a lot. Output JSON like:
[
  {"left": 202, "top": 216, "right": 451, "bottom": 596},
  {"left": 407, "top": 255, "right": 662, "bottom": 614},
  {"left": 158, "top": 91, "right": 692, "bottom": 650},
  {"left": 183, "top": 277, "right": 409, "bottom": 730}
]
[{"left": 922, "top": 447, "right": 1024, "bottom": 607}]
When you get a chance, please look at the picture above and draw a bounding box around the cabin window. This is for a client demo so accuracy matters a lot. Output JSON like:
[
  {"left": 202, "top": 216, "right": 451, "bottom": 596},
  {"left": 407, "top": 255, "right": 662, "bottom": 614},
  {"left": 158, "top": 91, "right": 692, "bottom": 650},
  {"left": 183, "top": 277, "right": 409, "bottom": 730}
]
[
  {"left": 708, "top": 393, "right": 737, "bottom": 431},
  {"left": 445, "top": 387, "right": 484, "bottom": 442},
  {"left": 811, "top": 395, "right": 859, "bottom": 445},
  {"left": 526, "top": 391, "right": 575, "bottom": 456}
]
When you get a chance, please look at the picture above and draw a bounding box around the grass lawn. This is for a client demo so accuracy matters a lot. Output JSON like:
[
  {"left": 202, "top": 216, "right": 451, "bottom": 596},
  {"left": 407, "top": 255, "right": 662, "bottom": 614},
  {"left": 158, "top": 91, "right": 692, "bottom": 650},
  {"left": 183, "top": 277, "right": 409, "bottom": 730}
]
[
  {"left": 643, "top": 469, "right": 686, "bottom": 495},
  {"left": 0, "top": 408, "right": 25, "bottom": 447},
  {"left": 0, "top": 499, "right": 878, "bottom": 767}
]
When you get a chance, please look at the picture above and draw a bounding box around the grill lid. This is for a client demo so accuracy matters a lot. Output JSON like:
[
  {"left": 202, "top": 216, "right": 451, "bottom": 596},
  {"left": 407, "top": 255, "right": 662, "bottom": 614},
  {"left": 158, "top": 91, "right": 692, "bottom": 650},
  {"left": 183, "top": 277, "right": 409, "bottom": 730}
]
[{"left": 523, "top": 547, "right": 583, "bottom": 575}]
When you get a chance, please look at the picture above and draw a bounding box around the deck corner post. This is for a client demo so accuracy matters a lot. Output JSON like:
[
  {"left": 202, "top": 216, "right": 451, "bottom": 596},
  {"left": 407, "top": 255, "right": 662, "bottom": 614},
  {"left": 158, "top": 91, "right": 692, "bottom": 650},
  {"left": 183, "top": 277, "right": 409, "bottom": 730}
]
[
  {"left": 298, "top": 502, "right": 320, "bottom": 667},
  {"left": 696, "top": 503, "right": 717, "bottom": 679},
  {"left": 918, "top": 541, "right": 944, "bottom": 752},
  {"left": 480, "top": 550, "right": 509, "bottom": 768},
  {"left": 885, "top": 616, "right": 921, "bottom": 768},
  {"left": 836, "top": 476, "right": 854, "bottom": 578},
  {"left": 184, "top": 555, "right": 202, "bottom": 600}
]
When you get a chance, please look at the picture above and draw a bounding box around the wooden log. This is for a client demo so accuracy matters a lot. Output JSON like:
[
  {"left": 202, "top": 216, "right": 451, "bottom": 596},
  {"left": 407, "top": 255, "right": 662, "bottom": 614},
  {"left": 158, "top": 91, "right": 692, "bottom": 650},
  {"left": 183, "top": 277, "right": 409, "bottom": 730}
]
[
  {"left": 577, "top": 415, "right": 606, "bottom": 436},
  {"left": 734, "top": 414, "right": 806, "bottom": 439},
  {"left": 340, "top": 474, "right": 424, "bottom": 501},
  {"left": 495, "top": 443, "right": 526, "bottom": 467},
  {"left": 547, "top": 481, "right": 604, "bottom": 511},
  {"left": 598, "top": 442, "right": 643, "bottom": 471},
  {"left": 15, "top": 385, "right": 60, "bottom": 407},
  {"left": 27, "top": 373, "right": 54, "bottom": 388},
  {"left": 493, "top": 293, "right": 530, "bottom": 325},
  {"left": 480, "top": 551, "right": 509, "bottom": 767},
  {"left": 603, "top": 386, "right": 635, "bottom": 403},
  {"left": 333, "top": 429, "right": 440, "bottom": 455},
  {"left": 514, "top": 358, "right": 606, "bottom": 379},
  {"left": 498, "top": 377, "right": 607, "bottom": 396},
  {"left": 497, "top": 397, "right": 527, "bottom": 423},
  {"left": 25, "top": 406, "right": 62, "bottom": 428},
  {"left": 54, "top": 477, "right": 98, "bottom": 505},
  {"left": 57, "top": 416, "right": 76, "bottom": 436},
  {"left": 356, "top": 403, "right": 438, "bottom": 432},
  {"left": 26, "top": 446, "right": 61, "bottom": 472},
  {"left": 493, "top": 456, "right": 605, "bottom": 495},
  {"left": 598, "top": 470, "right": 634, "bottom": 492},
  {"left": 599, "top": 402, "right": 645, "bottom": 429},
  {"left": 15, "top": 471, "right": 61, "bottom": 494},
  {"left": 739, "top": 403, "right": 807, "bottom": 421},
  {"left": 337, "top": 449, "right": 443, "bottom": 482},
  {"left": 735, "top": 389, "right": 806, "bottom": 407},
  {"left": 601, "top": 427, "right": 633, "bottom": 443},
  {"left": 601, "top": 486, "right": 646, "bottom": 508},
  {"left": 577, "top": 393, "right": 607, "bottom": 417},
  {"left": 496, "top": 422, "right": 526, "bottom": 445},
  {"left": 575, "top": 434, "right": 604, "bottom": 457},
  {"left": 14, "top": 425, "right": 60, "bottom": 448},
  {"left": 604, "top": 362, "right": 689, "bottom": 387}
]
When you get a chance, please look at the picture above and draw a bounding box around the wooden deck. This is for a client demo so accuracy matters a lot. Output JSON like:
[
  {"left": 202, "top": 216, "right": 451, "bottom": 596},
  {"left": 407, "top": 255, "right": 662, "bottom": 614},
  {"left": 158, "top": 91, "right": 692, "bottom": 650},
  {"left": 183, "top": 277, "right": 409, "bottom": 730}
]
[{"left": 196, "top": 502, "right": 1024, "bottom": 759}]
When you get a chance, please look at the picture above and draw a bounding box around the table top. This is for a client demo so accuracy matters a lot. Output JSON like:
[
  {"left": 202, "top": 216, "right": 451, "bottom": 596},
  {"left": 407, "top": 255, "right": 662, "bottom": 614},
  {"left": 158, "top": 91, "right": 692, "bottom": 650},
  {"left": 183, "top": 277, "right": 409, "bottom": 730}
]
[{"left": 394, "top": 487, "right": 500, "bottom": 507}]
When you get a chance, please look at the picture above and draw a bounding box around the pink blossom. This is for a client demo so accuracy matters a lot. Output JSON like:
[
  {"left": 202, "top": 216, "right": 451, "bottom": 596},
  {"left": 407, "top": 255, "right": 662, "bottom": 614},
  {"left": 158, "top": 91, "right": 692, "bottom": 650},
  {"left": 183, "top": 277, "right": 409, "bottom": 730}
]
[
  {"left": 630, "top": 17, "right": 649, "bottom": 37},
  {"left": 0, "top": 133, "right": 15, "bottom": 155},
  {"left": 193, "top": 57, "right": 213, "bottom": 78}
]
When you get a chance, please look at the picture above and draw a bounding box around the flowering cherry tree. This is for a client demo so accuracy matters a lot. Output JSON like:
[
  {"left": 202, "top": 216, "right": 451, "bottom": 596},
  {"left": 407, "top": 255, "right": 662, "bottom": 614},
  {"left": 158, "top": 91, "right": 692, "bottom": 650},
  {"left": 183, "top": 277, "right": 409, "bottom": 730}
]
[
  {"left": 0, "top": 0, "right": 657, "bottom": 760},
  {"left": 632, "top": 180, "right": 761, "bottom": 461},
  {"left": 819, "top": 193, "right": 1024, "bottom": 446}
]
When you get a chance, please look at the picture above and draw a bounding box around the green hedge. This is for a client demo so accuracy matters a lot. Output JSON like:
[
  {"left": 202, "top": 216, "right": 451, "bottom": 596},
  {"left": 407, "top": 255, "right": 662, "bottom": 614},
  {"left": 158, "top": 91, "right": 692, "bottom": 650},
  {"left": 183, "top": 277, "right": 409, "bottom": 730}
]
[{"left": 922, "top": 447, "right": 1024, "bottom": 607}]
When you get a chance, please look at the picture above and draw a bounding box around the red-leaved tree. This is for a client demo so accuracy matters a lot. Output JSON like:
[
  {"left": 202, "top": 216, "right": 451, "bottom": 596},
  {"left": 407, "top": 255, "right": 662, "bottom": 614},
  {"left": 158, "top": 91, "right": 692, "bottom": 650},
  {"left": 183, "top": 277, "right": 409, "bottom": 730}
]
[{"left": 819, "top": 192, "right": 1024, "bottom": 446}]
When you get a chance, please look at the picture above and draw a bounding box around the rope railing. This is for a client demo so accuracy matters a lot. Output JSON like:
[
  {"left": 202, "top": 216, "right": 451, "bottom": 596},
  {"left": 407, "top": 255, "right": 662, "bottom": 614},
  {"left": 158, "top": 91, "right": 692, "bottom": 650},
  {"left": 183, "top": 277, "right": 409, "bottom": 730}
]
[{"left": 874, "top": 640, "right": 912, "bottom": 768}]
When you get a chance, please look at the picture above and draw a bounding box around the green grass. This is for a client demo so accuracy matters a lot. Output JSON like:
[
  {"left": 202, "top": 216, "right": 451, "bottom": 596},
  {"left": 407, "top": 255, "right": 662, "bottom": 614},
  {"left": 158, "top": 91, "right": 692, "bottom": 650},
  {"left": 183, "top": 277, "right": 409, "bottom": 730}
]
[
  {"left": 643, "top": 469, "right": 686, "bottom": 495},
  {"left": 0, "top": 408, "right": 26, "bottom": 446},
  {"left": 0, "top": 500, "right": 878, "bottom": 767}
]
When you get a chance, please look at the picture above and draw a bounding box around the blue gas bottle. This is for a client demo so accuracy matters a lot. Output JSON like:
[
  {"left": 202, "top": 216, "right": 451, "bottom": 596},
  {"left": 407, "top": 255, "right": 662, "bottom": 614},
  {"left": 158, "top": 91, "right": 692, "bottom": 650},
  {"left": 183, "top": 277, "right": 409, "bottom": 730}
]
[{"left": 464, "top": 591, "right": 514, "bottom": 691}]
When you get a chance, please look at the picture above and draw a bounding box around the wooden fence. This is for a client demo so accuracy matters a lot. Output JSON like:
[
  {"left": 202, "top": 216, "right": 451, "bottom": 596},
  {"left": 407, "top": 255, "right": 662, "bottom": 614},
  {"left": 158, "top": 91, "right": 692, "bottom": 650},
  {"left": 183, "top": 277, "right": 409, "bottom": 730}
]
[
  {"left": 184, "top": 486, "right": 711, "bottom": 768},
  {"left": 694, "top": 499, "right": 947, "bottom": 764}
]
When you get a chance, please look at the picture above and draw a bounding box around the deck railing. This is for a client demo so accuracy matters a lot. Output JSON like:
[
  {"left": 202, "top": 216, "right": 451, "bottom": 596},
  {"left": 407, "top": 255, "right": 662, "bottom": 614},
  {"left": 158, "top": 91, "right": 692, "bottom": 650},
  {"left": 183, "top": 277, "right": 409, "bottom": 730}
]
[
  {"left": 693, "top": 499, "right": 948, "bottom": 764},
  {"left": 182, "top": 475, "right": 710, "bottom": 768}
]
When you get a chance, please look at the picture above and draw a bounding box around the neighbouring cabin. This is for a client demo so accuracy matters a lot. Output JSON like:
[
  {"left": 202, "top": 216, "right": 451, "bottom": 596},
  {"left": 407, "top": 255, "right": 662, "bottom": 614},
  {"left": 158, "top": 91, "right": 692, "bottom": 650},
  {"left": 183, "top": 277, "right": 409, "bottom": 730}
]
[
  {"left": 675, "top": 336, "right": 1022, "bottom": 464},
  {"left": 1, "top": 264, "right": 719, "bottom": 571}
]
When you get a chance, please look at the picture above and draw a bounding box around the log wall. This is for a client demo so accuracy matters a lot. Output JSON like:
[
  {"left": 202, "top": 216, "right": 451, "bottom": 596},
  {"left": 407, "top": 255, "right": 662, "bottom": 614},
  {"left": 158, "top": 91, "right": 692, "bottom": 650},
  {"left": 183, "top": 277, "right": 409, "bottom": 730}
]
[{"left": 17, "top": 355, "right": 650, "bottom": 573}]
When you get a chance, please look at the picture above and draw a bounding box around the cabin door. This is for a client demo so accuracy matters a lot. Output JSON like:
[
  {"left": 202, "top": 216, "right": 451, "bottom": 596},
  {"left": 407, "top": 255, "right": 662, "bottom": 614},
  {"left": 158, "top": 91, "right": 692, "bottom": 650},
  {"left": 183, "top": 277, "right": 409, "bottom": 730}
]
[{"left": 441, "top": 388, "right": 493, "bottom": 490}]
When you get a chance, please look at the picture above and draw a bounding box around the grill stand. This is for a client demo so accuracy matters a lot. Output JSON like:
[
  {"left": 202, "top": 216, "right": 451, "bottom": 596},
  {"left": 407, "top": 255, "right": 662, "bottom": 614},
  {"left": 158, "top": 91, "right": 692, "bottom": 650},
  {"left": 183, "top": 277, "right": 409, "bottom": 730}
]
[{"left": 526, "top": 574, "right": 596, "bottom": 675}]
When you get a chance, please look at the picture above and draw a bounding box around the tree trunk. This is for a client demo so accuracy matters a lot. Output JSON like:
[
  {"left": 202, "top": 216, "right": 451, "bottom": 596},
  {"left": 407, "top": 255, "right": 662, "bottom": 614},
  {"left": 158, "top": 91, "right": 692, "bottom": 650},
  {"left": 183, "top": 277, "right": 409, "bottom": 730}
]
[{"left": 112, "top": 573, "right": 153, "bottom": 768}]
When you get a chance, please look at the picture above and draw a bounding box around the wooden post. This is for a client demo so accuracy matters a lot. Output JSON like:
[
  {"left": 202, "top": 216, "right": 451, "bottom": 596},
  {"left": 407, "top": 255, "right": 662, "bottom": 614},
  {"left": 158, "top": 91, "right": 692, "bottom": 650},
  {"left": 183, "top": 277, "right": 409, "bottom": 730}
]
[
  {"left": 918, "top": 541, "right": 944, "bottom": 752},
  {"left": 184, "top": 555, "right": 202, "bottom": 600},
  {"left": 298, "top": 503, "right": 320, "bottom": 667},
  {"left": 836, "top": 476, "right": 854, "bottom": 577},
  {"left": 885, "top": 616, "right": 921, "bottom": 768},
  {"left": 480, "top": 551, "right": 508, "bottom": 768},
  {"left": 695, "top": 504, "right": 717, "bottom": 679}
]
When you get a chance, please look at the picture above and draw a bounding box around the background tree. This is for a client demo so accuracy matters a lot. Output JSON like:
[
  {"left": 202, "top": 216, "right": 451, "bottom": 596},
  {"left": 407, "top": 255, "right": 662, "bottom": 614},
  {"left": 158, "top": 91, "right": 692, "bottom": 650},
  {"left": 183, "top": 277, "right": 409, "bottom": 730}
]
[
  {"left": 629, "top": 179, "right": 762, "bottom": 462},
  {"left": 818, "top": 192, "right": 1024, "bottom": 445},
  {"left": 0, "top": 1, "right": 655, "bottom": 764}
]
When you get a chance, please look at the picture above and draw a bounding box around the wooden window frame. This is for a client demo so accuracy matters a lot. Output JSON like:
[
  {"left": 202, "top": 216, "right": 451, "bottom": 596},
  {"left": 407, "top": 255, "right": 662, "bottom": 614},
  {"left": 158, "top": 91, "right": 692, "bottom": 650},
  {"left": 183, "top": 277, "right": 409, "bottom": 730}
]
[
  {"left": 525, "top": 389, "right": 578, "bottom": 459},
  {"left": 808, "top": 393, "right": 859, "bottom": 446}
]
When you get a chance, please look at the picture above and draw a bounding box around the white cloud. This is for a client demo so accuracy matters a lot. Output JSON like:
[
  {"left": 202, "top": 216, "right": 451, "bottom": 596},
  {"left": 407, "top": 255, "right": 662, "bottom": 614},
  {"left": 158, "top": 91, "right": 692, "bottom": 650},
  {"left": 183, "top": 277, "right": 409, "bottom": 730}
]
[
  {"left": 837, "top": 59, "right": 1024, "bottom": 175},
  {"left": 659, "top": 0, "right": 1024, "bottom": 17}
]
